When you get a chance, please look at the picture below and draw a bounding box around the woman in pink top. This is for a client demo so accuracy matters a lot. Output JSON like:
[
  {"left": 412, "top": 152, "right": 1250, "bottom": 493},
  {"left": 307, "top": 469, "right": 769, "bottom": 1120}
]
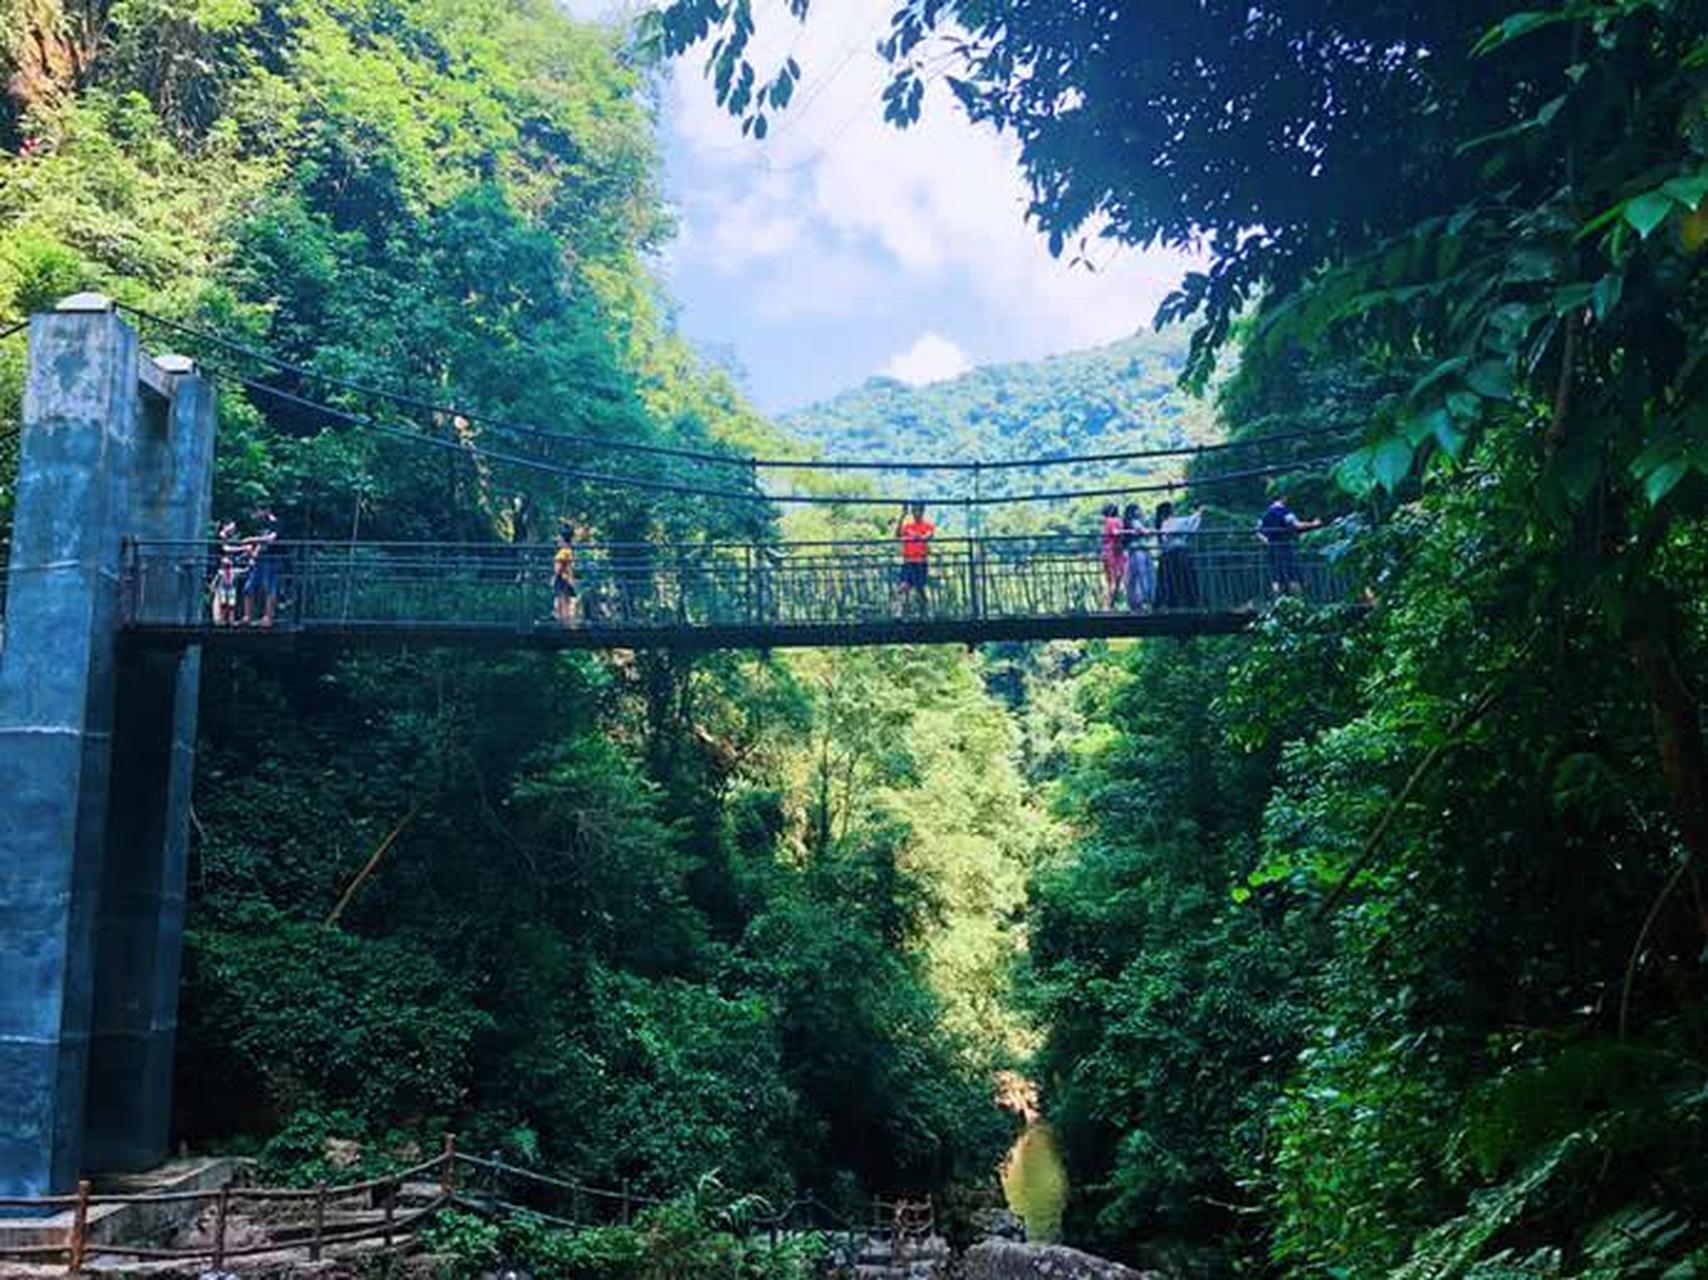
[{"left": 1099, "top": 502, "right": 1127, "bottom": 610}]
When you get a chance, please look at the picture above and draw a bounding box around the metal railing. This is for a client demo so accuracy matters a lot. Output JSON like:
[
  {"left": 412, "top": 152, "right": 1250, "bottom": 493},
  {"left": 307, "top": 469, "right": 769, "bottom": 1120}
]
[{"left": 116, "top": 532, "right": 1353, "bottom": 640}]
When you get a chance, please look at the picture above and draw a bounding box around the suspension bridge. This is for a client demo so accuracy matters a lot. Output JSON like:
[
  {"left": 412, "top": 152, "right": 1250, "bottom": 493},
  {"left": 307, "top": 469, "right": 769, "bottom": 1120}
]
[
  {"left": 112, "top": 529, "right": 1350, "bottom": 653},
  {"left": 0, "top": 297, "right": 1359, "bottom": 1206}
]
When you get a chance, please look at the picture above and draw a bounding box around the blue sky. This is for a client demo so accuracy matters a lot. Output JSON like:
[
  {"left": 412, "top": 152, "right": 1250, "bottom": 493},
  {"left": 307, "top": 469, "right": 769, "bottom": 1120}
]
[{"left": 567, "top": 1, "right": 1201, "bottom": 414}]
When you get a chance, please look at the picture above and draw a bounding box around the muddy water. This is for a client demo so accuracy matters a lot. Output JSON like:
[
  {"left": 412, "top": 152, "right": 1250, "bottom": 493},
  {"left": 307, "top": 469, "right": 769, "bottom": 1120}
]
[{"left": 1000, "top": 1122, "right": 1069, "bottom": 1243}]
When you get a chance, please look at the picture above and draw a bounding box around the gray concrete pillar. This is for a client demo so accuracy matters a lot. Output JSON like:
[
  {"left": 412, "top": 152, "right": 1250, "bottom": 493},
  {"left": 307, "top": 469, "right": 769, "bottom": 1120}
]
[
  {"left": 0, "top": 299, "right": 143, "bottom": 1197},
  {"left": 84, "top": 366, "right": 214, "bottom": 1171},
  {"left": 0, "top": 300, "right": 215, "bottom": 1195}
]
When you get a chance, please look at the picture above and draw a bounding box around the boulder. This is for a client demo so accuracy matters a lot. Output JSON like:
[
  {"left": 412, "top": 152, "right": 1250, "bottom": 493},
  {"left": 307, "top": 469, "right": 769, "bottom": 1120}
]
[{"left": 961, "top": 1241, "right": 1166, "bottom": 1280}]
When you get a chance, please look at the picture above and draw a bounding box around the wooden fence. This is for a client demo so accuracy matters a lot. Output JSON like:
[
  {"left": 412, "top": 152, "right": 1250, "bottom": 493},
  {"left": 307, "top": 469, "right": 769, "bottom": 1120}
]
[
  {"left": 0, "top": 1138, "right": 932, "bottom": 1273},
  {"left": 0, "top": 1136, "right": 461, "bottom": 1270}
]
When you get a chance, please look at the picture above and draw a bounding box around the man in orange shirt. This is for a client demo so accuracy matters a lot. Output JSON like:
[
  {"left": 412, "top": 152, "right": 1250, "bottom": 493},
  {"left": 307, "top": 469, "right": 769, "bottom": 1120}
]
[{"left": 894, "top": 502, "right": 936, "bottom": 617}]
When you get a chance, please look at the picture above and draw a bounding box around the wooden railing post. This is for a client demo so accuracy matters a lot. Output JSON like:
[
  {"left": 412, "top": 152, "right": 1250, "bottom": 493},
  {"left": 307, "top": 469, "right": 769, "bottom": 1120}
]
[
  {"left": 310, "top": 1182, "right": 327, "bottom": 1261},
  {"left": 440, "top": 1133, "right": 458, "bottom": 1199},
  {"left": 211, "top": 1187, "right": 230, "bottom": 1270},
  {"left": 66, "top": 1178, "right": 91, "bottom": 1275},
  {"left": 383, "top": 1181, "right": 397, "bottom": 1250},
  {"left": 620, "top": 1178, "right": 631, "bottom": 1226}
]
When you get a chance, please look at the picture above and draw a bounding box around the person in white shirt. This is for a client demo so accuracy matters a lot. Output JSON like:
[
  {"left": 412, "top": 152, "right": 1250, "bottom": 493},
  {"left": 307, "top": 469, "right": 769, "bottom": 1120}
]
[{"left": 1155, "top": 501, "right": 1203, "bottom": 609}]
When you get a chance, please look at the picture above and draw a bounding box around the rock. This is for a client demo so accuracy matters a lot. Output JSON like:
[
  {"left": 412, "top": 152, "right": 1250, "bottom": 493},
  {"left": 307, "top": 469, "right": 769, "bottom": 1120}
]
[
  {"left": 961, "top": 1241, "right": 1166, "bottom": 1280},
  {"left": 972, "top": 1208, "right": 1026, "bottom": 1241},
  {"left": 322, "top": 1138, "right": 362, "bottom": 1171}
]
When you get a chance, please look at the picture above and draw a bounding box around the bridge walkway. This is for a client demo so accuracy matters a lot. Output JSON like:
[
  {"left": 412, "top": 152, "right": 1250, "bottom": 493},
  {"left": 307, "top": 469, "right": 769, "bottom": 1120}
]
[{"left": 113, "top": 532, "right": 1353, "bottom": 652}]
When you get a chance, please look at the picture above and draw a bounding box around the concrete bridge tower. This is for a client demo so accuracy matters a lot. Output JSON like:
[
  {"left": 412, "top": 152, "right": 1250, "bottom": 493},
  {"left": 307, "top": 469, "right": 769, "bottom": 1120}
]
[{"left": 0, "top": 297, "right": 216, "bottom": 1196}]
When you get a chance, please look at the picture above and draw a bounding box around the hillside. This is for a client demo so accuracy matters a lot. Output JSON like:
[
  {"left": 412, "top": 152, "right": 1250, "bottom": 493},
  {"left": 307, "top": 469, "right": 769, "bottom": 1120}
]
[{"left": 777, "top": 329, "right": 1218, "bottom": 523}]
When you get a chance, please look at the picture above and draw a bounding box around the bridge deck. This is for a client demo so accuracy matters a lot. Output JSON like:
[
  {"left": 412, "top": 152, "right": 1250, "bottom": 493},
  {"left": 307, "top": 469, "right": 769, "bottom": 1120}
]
[
  {"left": 124, "top": 610, "right": 1264, "bottom": 653},
  {"left": 113, "top": 533, "right": 1354, "bottom": 651}
]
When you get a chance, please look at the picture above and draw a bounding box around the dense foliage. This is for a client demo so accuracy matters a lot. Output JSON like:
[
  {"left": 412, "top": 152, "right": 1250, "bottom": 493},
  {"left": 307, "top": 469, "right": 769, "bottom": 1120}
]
[
  {"left": 660, "top": 0, "right": 1708, "bottom": 1275},
  {"left": 0, "top": 0, "right": 1021, "bottom": 1210},
  {"left": 8, "top": 0, "right": 1708, "bottom": 1275}
]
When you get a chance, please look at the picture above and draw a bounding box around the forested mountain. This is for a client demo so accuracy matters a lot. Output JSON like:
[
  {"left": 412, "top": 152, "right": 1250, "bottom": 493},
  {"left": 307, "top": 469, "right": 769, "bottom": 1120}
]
[
  {"left": 770, "top": 329, "right": 1230, "bottom": 537},
  {"left": 781, "top": 329, "right": 1216, "bottom": 472}
]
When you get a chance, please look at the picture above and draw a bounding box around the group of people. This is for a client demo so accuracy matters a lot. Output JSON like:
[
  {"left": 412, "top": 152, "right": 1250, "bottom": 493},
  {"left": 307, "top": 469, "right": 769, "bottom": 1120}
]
[
  {"left": 890, "top": 493, "right": 1323, "bottom": 618},
  {"left": 1098, "top": 494, "right": 1322, "bottom": 611},
  {"left": 209, "top": 506, "right": 282, "bottom": 627},
  {"left": 1098, "top": 500, "right": 1214, "bottom": 612}
]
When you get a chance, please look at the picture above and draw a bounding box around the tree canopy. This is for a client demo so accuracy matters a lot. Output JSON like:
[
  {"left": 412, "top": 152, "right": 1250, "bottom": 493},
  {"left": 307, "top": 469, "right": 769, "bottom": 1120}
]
[{"left": 5, "top": 0, "right": 1708, "bottom": 1275}]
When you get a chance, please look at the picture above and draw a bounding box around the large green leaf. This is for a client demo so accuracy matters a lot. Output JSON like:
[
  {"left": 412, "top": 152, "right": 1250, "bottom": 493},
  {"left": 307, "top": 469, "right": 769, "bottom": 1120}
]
[
  {"left": 1372, "top": 438, "right": 1414, "bottom": 492},
  {"left": 1335, "top": 447, "right": 1378, "bottom": 496},
  {"left": 1592, "top": 273, "right": 1624, "bottom": 322},
  {"left": 1466, "top": 361, "right": 1517, "bottom": 401},
  {"left": 1661, "top": 174, "right": 1708, "bottom": 211},
  {"left": 1433, "top": 411, "right": 1468, "bottom": 460},
  {"left": 1471, "top": 10, "right": 1563, "bottom": 56},
  {"left": 1624, "top": 191, "right": 1676, "bottom": 239},
  {"left": 1643, "top": 458, "right": 1690, "bottom": 505}
]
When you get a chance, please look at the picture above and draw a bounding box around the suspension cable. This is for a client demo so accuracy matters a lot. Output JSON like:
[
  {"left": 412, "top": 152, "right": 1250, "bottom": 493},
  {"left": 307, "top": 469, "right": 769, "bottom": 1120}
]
[
  {"left": 119, "top": 303, "right": 1356, "bottom": 474},
  {"left": 219, "top": 369, "right": 1340, "bottom": 508},
  {"left": 118, "top": 305, "right": 754, "bottom": 469}
]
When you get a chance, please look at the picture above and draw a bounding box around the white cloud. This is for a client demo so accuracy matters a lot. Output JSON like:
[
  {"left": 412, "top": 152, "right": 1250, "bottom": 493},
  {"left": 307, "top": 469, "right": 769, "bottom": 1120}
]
[
  {"left": 882, "top": 332, "right": 973, "bottom": 386},
  {"left": 665, "top": 0, "right": 1202, "bottom": 356}
]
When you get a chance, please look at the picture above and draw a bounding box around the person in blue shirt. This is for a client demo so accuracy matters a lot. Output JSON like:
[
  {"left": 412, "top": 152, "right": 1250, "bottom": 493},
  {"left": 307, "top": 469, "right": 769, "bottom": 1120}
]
[
  {"left": 1256, "top": 494, "right": 1322, "bottom": 598},
  {"left": 240, "top": 505, "right": 281, "bottom": 627}
]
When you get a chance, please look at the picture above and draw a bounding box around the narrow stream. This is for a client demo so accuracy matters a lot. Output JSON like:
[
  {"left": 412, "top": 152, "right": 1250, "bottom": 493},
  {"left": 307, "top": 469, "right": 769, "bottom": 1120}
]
[{"left": 1000, "top": 1122, "right": 1069, "bottom": 1243}]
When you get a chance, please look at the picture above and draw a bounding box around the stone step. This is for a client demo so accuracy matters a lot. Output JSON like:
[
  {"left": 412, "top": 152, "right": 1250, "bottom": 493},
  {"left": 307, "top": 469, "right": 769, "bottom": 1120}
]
[{"left": 0, "top": 1158, "right": 239, "bottom": 1255}]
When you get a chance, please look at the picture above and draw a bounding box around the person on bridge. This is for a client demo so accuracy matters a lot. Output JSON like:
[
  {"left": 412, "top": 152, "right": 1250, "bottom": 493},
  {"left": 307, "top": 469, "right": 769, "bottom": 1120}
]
[
  {"left": 1257, "top": 494, "right": 1323, "bottom": 597},
  {"left": 241, "top": 506, "right": 281, "bottom": 627},
  {"left": 1121, "top": 502, "right": 1156, "bottom": 613},
  {"left": 553, "top": 524, "right": 580, "bottom": 628},
  {"left": 507, "top": 492, "right": 534, "bottom": 545},
  {"left": 209, "top": 553, "right": 239, "bottom": 625},
  {"left": 894, "top": 502, "right": 936, "bottom": 617},
  {"left": 1155, "top": 501, "right": 1203, "bottom": 609},
  {"left": 210, "top": 520, "right": 247, "bottom": 626},
  {"left": 1099, "top": 503, "right": 1127, "bottom": 610}
]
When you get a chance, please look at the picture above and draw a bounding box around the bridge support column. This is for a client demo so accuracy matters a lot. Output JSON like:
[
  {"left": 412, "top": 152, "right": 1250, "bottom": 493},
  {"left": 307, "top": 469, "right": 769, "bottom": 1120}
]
[
  {"left": 0, "top": 299, "right": 214, "bottom": 1196},
  {"left": 84, "top": 363, "right": 214, "bottom": 1172}
]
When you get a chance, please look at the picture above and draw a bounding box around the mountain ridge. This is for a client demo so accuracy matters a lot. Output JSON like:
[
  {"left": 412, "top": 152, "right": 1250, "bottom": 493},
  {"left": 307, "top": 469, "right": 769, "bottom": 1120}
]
[{"left": 778, "top": 327, "right": 1218, "bottom": 470}]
